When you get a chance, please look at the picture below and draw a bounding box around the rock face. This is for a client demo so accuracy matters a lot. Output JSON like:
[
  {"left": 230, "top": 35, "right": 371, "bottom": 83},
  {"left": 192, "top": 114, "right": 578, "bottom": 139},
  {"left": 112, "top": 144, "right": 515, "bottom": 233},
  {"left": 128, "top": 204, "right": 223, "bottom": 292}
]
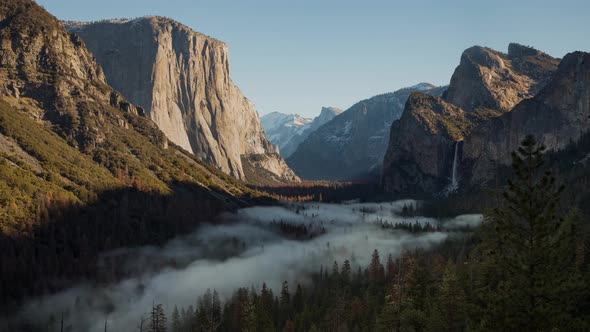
[
  {"left": 261, "top": 106, "right": 342, "bottom": 158},
  {"left": 0, "top": 0, "right": 255, "bottom": 199},
  {"left": 382, "top": 44, "right": 560, "bottom": 195},
  {"left": 463, "top": 51, "right": 590, "bottom": 184},
  {"left": 288, "top": 83, "right": 444, "bottom": 180},
  {"left": 382, "top": 93, "right": 474, "bottom": 194},
  {"left": 308, "top": 106, "right": 344, "bottom": 131},
  {"left": 65, "top": 17, "right": 299, "bottom": 183},
  {"left": 0, "top": 0, "right": 146, "bottom": 150},
  {"left": 443, "top": 43, "right": 558, "bottom": 113}
]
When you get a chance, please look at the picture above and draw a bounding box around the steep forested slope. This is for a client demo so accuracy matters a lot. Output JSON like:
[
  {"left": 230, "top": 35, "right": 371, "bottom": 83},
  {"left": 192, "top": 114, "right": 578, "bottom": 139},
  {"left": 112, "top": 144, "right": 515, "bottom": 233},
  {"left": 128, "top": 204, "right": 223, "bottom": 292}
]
[{"left": 0, "top": 0, "right": 264, "bottom": 306}]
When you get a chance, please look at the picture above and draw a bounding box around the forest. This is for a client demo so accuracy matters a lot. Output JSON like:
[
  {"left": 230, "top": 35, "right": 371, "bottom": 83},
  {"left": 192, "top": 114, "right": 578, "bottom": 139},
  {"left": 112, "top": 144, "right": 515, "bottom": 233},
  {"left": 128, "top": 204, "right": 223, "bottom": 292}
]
[{"left": 24, "top": 136, "right": 590, "bottom": 332}]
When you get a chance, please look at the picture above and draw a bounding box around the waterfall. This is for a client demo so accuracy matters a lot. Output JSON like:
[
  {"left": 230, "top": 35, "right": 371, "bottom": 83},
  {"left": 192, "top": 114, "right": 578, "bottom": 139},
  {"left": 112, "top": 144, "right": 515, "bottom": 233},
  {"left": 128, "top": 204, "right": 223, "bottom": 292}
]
[{"left": 442, "top": 141, "right": 460, "bottom": 196}]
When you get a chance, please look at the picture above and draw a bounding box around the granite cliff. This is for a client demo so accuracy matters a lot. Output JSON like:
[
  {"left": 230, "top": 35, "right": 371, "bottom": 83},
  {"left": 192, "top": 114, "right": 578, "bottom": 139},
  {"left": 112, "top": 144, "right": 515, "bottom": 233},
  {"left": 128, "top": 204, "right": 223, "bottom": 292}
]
[
  {"left": 463, "top": 51, "right": 590, "bottom": 184},
  {"left": 65, "top": 17, "right": 299, "bottom": 183},
  {"left": 382, "top": 44, "right": 560, "bottom": 194},
  {"left": 443, "top": 44, "right": 558, "bottom": 113}
]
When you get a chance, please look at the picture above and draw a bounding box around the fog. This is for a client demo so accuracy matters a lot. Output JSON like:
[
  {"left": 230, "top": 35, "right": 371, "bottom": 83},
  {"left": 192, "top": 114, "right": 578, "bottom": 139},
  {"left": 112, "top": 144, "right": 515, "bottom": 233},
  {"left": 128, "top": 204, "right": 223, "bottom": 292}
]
[{"left": 11, "top": 200, "right": 482, "bottom": 331}]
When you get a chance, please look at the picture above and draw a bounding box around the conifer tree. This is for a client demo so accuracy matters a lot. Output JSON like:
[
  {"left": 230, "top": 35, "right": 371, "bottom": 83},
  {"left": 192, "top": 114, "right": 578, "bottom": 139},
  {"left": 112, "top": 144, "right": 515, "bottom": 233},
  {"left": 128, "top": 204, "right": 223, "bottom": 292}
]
[
  {"left": 437, "top": 263, "right": 466, "bottom": 331},
  {"left": 405, "top": 258, "right": 432, "bottom": 312},
  {"left": 341, "top": 259, "right": 351, "bottom": 283},
  {"left": 474, "top": 135, "right": 583, "bottom": 331},
  {"left": 197, "top": 289, "right": 221, "bottom": 332},
  {"left": 331, "top": 261, "right": 340, "bottom": 279},
  {"left": 184, "top": 305, "right": 195, "bottom": 331},
  {"left": 375, "top": 295, "right": 397, "bottom": 332},
  {"left": 369, "top": 249, "right": 383, "bottom": 283},
  {"left": 280, "top": 281, "right": 290, "bottom": 306},
  {"left": 241, "top": 294, "right": 257, "bottom": 332},
  {"left": 149, "top": 304, "right": 167, "bottom": 332},
  {"left": 386, "top": 254, "right": 395, "bottom": 280},
  {"left": 293, "top": 284, "right": 304, "bottom": 312},
  {"left": 171, "top": 306, "right": 181, "bottom": 332}
]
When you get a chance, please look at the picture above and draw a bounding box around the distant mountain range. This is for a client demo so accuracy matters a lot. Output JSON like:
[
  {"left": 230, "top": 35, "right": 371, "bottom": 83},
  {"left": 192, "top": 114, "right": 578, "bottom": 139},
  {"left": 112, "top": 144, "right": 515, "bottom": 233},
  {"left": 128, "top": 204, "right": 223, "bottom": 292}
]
[
  {"left": 286, "top": 83, "right": 446, "bottom": 180},
  {"left": 261, "top": 107, "right": 342, "bottom": 158}
]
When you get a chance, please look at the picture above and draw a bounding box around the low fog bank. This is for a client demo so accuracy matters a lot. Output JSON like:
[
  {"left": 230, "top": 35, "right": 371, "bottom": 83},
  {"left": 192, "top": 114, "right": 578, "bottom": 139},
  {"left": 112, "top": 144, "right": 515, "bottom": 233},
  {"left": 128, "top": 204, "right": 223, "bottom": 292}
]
[{"left": 10, "top": 200, "right": 482, "bottom": 331}]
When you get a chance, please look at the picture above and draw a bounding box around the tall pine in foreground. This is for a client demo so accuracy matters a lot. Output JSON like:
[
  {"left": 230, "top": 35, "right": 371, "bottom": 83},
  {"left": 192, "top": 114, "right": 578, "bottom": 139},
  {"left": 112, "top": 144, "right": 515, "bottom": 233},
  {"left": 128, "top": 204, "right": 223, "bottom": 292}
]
[
  {"left": 149, "top": 304, "right": 167, "bottom": 332},
  {"left": 473, "top": 135, "right": 585, "bottom": 331}
]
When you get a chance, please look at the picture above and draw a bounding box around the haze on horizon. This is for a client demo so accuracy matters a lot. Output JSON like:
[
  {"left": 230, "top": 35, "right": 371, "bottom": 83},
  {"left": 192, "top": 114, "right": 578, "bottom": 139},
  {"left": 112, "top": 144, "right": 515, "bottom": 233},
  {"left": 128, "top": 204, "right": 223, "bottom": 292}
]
[{"left": 37, "top": 0, "right": 589, "bottom": 118}]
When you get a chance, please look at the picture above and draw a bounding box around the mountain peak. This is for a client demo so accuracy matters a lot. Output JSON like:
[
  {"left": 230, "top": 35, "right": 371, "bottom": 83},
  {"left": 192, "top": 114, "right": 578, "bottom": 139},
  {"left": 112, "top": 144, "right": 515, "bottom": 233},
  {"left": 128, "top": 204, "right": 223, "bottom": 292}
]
[
  {"left": 460, "top": 45, "right": 506, "bottom": 69},
  {"left": 508, "top": 42, "right": 543, "bottom": 58},
  {"left": 319, "top": 106, "right": 343, "bottom": 117},
  {"left": 444, "top": 44, "right": 558, "bottom": 112},
  {"left": 407, "top": 82, "right": 437, "bottom": 91}
]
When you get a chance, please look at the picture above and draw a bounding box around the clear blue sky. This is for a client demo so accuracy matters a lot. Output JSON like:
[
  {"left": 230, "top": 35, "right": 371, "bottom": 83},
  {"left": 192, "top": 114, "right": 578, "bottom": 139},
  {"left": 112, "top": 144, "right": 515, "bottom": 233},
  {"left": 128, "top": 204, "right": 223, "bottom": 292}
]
[{"left": 38, "top": 0, "right": 589, "bottom": 118}]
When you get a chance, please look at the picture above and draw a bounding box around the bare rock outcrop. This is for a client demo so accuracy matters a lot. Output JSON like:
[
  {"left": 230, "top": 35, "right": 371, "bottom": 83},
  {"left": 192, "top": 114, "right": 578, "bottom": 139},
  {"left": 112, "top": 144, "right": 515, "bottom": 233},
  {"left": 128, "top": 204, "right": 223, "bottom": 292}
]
[
  {"left": 381, "top": 93, "right": 474, "bottom": 193},
  {"left": 65, "top": 17, "right": 299, "bottom": 183},
  {"left": 463, "top": 51, "right": 590, "bottom": 184},
  {"left": 443, "top": 43, "right": 558, "bottom": 113},
  {"left": 0, "top": 0, "right": 153, "bottom": 150}
]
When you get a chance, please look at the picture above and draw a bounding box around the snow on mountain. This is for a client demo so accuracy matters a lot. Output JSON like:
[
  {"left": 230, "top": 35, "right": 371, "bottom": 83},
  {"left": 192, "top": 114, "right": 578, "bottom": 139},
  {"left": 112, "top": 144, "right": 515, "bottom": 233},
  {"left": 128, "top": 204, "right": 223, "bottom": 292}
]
[
  {"left": 261, "top": 107, "right": 342, "bottom": 158},
  {"left": 407, "top": 82, "right": 437, "bottom": 91}
]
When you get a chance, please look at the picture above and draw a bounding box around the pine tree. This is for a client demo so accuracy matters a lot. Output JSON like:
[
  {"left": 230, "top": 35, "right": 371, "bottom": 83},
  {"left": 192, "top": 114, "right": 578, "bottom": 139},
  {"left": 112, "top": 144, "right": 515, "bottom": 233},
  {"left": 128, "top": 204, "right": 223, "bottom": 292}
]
[
  {"left": 331, "top": 261, "right": 340, "bottom": 280},
  {"left": 405, "top": 258, "right": 432, "bottom": 312},
  {"left": 293, "top": 284, "right": 304, "bottom": 312},
  {"left": 171, "top": 305, "right": 181, "bottom": 332},
  {"left": 375, "top": 296, "right": 397, "bottom": 332},
  {"left": 341, "top": 259, "right": 351, "bottom": 283},
  {"left": 437, "top": 263, "right": 466, "bottom": 331},
  {"left": 386, "top": 254, "right": 395, "bottom": 280},
  {"left": 241, "top": 294, "right": 257, "bottom": 332},
  {"left": 279, "top": 280, "right": 291, "bottom": 327},
  {"left": 280, "top": 281, "right": 290, "bottom": 306},
  {"left": 474, "top": 135, "right": 583, "bottom": 331},
  {"left": 197, "top": 289, "right": 221, "bottom": 332},
  {"left": 149, "top": 304, "right": 167, "bottom": 332},
  {"left": 260, "top": 282, "right": 274, "bottom": 313},
  {"left": 369, "top": 249, "right": 383, "bottom": 283},
  {"left": 184, "top": 305, "right": 195, "bottom": 331}
]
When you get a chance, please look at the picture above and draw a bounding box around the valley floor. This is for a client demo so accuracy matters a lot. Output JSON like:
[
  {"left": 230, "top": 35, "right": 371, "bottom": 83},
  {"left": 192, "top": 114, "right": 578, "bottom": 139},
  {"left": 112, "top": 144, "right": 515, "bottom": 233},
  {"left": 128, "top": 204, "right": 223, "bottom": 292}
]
[{"left": 4, "top": 199, "right": 482, "bottom": 332}]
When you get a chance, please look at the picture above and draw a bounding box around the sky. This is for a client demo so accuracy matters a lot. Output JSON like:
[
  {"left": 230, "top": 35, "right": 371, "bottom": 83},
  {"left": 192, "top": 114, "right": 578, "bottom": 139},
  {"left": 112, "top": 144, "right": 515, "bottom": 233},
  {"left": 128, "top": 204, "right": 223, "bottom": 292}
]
[{"left": 38, "top": 0, "right": 589, "bottom": 118}]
